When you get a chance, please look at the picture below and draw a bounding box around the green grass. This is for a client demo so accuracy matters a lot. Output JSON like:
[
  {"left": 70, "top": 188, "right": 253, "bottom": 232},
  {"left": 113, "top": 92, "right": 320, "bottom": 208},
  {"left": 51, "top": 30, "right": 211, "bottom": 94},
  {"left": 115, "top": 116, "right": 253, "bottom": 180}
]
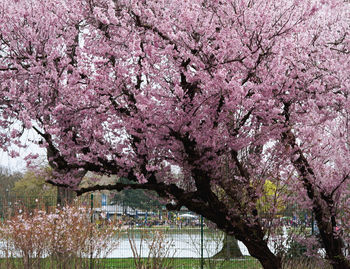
[
  {"left": 97, "top": 257, "right": 262, "bottom": 268},
  {"left": 121, "top": 226, "right": 214, "bottom": 234},
  {"left": 0, "top": 257, "right": 262, "bottom": 269}
]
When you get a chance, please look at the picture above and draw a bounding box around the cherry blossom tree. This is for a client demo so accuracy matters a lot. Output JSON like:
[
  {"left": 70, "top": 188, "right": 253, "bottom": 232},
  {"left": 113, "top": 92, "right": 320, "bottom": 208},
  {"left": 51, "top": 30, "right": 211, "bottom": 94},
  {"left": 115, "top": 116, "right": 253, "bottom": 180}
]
[{"left": 0, "top": 0, "right": 349, "bottom": 268}]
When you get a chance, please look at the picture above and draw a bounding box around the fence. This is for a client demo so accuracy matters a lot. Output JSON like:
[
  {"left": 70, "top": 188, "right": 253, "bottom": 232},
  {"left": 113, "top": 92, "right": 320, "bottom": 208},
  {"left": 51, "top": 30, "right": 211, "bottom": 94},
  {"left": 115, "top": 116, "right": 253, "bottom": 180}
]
[{"left": 0, "top": 194, "right": 273, "bottom": 268}]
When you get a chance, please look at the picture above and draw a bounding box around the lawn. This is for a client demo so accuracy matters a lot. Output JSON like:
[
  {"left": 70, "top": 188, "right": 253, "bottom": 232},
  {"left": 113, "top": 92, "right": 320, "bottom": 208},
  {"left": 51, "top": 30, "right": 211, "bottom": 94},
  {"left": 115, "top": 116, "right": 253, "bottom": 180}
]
[
  {"left": 99, "top": 257, "right": 263, "bottom": 268},
  {"left": 0, "top": 257, "right": 262, "bottom": 269}
]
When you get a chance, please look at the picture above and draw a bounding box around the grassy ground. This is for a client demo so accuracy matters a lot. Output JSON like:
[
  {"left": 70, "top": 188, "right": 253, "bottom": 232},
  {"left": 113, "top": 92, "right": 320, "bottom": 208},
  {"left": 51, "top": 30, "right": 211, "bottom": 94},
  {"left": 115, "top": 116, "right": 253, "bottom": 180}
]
[
  {"left": 99, "top": 257, "right": 262, "bottom": 268},
  {"left": 119, "top": 226, "right": 213, "bottom": 234},
  {"left": 0, "top": 257, "right": 262, "bottom": 269}
]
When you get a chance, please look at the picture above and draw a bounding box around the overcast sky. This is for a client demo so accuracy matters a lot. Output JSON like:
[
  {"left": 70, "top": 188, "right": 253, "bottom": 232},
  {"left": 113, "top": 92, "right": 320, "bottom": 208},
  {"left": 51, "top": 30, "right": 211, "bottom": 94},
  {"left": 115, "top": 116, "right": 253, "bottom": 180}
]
[{"left": 0, "top": 129, "right": 46, "bottom": 173}]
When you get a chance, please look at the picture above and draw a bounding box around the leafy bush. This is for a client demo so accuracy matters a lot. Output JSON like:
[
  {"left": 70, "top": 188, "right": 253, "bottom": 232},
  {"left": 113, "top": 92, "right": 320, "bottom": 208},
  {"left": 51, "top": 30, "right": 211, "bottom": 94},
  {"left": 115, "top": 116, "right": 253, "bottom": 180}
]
[{"left": 0, "top": 206, "right": 120, "bottom": 268}]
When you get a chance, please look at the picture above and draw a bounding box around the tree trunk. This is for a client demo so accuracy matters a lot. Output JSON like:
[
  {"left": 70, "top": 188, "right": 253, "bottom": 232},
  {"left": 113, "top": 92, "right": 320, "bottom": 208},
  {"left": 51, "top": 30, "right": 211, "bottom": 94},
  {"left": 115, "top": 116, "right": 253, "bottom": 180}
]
[
  {"left": 315, "top": 212, "right": 350, "bottom": 269},
  {"left": 242, "top": 237, "right": 282, "bottom": 269},
  {"left": 213, "top": 234, "right": 243, "bottom": 259},
  {"left": 320, "top": 231, "right": 350, "bottom": 269}
]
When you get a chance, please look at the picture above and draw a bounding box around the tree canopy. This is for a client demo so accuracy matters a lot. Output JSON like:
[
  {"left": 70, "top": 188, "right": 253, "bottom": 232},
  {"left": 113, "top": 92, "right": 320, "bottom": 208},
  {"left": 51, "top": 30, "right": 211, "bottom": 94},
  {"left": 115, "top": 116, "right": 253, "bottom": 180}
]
[
  {"left": 12, "top": 170, "right": 56, "bottom": 198},
  {"left": 0, "top": 167, "right": 21, "bottom": 199},
  {"left": 111, "top": 178, "right": 162, "bottom": 211},
  {"left": 0, "top": 0, "right": 349, "bottom": 268}
]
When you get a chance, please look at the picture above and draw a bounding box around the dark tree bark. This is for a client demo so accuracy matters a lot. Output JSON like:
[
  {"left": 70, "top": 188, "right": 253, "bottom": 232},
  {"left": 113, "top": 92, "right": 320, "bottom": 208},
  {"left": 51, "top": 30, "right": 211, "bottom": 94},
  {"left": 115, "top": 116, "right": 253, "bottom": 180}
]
[
  {"left": 241, "top": 235, "right": 281, "bottom": 269},
  {"left": 232, "top": 226, "right": 281, "bottom": 269},
  {"left": 314, "top": 205, "right": 350, "bottom": 269}
]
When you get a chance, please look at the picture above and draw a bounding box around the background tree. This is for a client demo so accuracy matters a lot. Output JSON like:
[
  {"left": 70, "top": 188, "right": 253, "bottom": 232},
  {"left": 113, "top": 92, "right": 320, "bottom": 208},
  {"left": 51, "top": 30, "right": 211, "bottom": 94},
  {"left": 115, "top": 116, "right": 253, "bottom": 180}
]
[
  {"left": 213, "top": 235, "right": 243, "bottom": 259},
  {"left": 12, "top": 170, "right": 56, "bottom": 198},
  {"left": 0, "top": 166, "right": 21, "bottom": 199},
  {"left": 12, "top": 169, "right": 57, "bottom": 210},
  {"left": 0, "top": 167, "right": 22, "bottom": 218},
  {"left": 111, "top": 178, "right": 162, "bottom": 211},
  {"left": 0, "top": 1, "right": 349, "bottom": 268}
]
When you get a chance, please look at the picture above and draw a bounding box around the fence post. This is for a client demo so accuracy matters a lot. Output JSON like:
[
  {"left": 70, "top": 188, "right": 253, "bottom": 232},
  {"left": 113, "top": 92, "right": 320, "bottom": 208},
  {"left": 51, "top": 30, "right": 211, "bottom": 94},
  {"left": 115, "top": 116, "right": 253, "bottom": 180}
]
[
  {"left": 90, "top": 193, "right": 94, "bottom": 269},
  {"left": 200, "top": 215, "right": 204, "bottom": 269}
]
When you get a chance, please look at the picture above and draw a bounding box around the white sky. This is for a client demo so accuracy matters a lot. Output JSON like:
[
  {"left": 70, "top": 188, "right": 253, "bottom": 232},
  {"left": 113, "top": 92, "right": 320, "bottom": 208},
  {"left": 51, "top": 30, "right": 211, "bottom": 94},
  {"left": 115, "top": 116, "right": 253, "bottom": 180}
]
[{"left": 0, "top": 129, "right": 46, "bottom": 173}]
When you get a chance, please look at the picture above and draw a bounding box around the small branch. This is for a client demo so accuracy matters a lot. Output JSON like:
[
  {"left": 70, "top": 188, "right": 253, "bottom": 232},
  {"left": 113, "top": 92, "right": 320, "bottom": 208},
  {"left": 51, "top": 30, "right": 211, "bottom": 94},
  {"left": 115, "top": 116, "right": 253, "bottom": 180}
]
[
  {"left": 231, "top": 150, "right": 250, "bottom": 180},
  {"left": 0, "top": 67, "right": 18, "bottom": 71},
  {"left": 330, "top": 174, "right": 349, "bottom": 199}
]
